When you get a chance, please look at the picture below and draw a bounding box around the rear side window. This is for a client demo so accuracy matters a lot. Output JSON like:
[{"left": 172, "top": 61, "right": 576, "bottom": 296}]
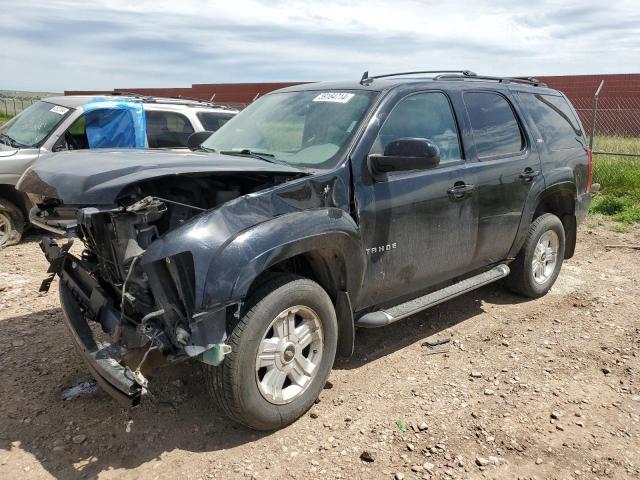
[
  {"left": 519, "top": 93, "right": 583, "bottom": 150},
  {"left": 196, "top": 112, "right": 234, "bottom": 132},
  {"left": 145, "top": 111, "right": 195, "bottom": 148},
  {"left": 464, "top": 92, "right": 524, "bottom": 158}
]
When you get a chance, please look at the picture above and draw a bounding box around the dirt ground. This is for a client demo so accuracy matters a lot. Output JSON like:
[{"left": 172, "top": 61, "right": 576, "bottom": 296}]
[{"left": 0, "top": 219, "right": 639, "bottom": 480}]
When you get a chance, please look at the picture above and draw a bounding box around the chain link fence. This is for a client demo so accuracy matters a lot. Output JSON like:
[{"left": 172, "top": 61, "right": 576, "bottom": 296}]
[
  {"left": 0, "top": 96, "right": 44, "bottom": 117},
  {"left": 573, "top": 81, "right": 640, "bottom": 192}
]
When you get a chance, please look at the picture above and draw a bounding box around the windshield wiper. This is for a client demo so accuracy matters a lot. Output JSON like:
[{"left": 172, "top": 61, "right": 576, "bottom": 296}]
[
  {"left": 0, "top": 133, "right": 25, "bottom": 148},
  {"left": 193, "top": 145, "right": 216, "bottom": 153},
  {"left": 219, "top": 148, "right": 280, "bottom": 164}
]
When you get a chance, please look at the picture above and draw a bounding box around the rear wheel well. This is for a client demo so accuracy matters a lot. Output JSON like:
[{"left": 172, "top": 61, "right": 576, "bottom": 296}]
[{"left": 534, "top": 189, "right": 577, "bottom": 259}]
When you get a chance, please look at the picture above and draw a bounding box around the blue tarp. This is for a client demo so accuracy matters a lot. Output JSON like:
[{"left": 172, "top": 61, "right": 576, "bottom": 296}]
[{"left": 84, "top": 97, "right": 147, "bottom": 149}]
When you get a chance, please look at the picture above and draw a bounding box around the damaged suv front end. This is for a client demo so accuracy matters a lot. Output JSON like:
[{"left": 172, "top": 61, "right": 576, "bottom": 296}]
[
  {"left": 20, "top": 150, "right": 312, "bottom": 405},
  {"left": 17, "top": 87, "right": 376, "bottom": 409}
]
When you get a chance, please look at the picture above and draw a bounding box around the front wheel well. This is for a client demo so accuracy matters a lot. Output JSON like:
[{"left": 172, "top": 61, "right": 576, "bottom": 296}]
[
  {"left": 0, "top": 184, "right": 30, "bottom": 218},
  {"left": 533, "top": 189, "right": 577, "bottom": 259},
  {"left": 241, "top": 249, "right": 355, "bottom": 357},
  {"left": 248, "top": 249, "right": 347, "bottom": 302}
]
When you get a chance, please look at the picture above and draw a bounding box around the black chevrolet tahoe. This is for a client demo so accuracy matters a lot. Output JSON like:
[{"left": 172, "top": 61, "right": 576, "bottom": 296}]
[{"left": 17, "top": 70, "right": 592, "bottom": 430}]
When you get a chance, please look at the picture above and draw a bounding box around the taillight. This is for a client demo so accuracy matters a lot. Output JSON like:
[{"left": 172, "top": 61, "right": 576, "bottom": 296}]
[{"left": 586, "top": 147, "right": 593, "bottom": 193}]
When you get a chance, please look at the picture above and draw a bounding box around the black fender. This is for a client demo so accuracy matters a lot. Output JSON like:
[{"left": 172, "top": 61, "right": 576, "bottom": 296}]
[
  {"left": 508, "top": 181, "right": 577, "bottom": 258},
  {"left": 140, "top": 166, "right": 359, "bottom": 311},
  {"left": 202, "top": 208, "right": 365, "bottom": 309}
]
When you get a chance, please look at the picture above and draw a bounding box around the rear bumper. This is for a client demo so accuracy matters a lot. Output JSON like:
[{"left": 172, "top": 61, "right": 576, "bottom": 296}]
[
  {"left": 41, "top": 237, "right": 143, "bottom": 406},
  {"left": 576, "top": 192, "right": 591, "bottom": 224}
]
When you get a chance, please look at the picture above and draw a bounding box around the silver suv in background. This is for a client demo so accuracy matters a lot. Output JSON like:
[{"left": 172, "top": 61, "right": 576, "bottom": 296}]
[{"left": 0, "top": 95, "right": 238, "bottom": 247}]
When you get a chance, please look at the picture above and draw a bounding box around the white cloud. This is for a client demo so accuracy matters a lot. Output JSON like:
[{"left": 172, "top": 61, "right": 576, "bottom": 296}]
[{"left": 2, "top": 0, "right": 639, "bottom": 91}]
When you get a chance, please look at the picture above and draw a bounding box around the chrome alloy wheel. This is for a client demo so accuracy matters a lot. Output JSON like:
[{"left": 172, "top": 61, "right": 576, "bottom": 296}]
[
  {"left": 0, "top": 211, "right": 11, "bottom": 247},
  {"left": 532, "top": 230, "right": 559, "bottom": 284},
  {"left": 255, "top": 305, "right": 324, "bottom": 405}
]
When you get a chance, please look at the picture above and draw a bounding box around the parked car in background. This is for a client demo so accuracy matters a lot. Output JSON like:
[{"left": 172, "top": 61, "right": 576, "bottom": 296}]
[
  {"left": 0, "top": 95, "right": 237, "bottom": 246},
  {"left": 18, "top": 71, "right": 591, "bottom": 429}
]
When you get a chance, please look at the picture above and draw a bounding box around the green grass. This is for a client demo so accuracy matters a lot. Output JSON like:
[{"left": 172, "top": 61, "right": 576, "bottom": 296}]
[
  {"left": 589, "top": 136, "right": 640, "bottom": 226},
  {"left": 591, "top": 191, "right": 640, "bottom": 225},
  {"left": 0, "top": 113, "right": 13, "bottom": 126},
  {"left": 592, "top": 135, "right": 640, "bottom": 193}
]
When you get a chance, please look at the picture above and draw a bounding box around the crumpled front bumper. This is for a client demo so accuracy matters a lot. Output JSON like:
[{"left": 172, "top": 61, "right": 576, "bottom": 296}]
[{"left": 41, "top": 237, "right": 143, "bottom": 406}]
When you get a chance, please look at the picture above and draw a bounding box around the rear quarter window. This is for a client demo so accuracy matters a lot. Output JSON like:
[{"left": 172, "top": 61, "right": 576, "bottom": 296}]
[
  {"left": 463, "top": 91, "right": 524, "bottom": 158},
  {"left": 519, "top": 93, "right": 583, "bottom": 150},
  {"left": 196, "top": 112, "right": 234, "bottom": 132},
  {"left": 145, "top": 111, "right": 195, "bottom": 148}
]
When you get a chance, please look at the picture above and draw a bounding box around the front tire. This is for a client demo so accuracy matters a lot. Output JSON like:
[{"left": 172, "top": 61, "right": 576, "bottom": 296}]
[
  {"left": 204, "top": 274, "right": 337, "bottom": 430},
  {"left": 0, "top": 198, "right": 24, "bottom": 248},
  {"left": 506, "top": 213, "right": 565, "bottom": 298}
]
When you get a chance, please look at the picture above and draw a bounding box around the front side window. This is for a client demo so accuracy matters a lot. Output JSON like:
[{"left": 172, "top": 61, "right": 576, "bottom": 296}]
[
  {"left": 202, "top": 90, "right": 378, "bottom": 169},
  {"left": 519, "top": 93, "right": 582, "bottom": 150},
  {"left": 0, "top": 101, "right": 71, "bottom": 148},
  {"left": 464, "top": 92, "right": 524, "bottom": 158},
  {"left": 58, "top": 115, "right": 89, "bottom": 150},
  {"left": 146, "top": 111, "right": 195, "bottom": 148},
  {"left": 372, "top": 91, "right": 462, "bottom": 164}
]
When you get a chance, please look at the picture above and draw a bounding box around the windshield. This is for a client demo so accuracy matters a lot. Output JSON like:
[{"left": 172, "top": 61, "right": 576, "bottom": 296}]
[
  {"left": 202, "top": 90, "right": 378, "bottom": 169},
  {"left": 0, "top": 101, "right": 71, "bottom": 148}
]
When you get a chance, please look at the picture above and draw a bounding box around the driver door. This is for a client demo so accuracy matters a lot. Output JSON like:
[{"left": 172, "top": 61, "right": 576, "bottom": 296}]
[{"left": 354, "top": 91, "right": 479, "bottom": 309}]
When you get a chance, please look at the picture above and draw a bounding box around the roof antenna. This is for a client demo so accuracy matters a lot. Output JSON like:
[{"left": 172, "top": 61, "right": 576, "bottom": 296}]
[
  {"left": 360, "top": 71, "right": 370, "bottom": 85},
  {"left": 209, "top": 93, "right": 216, "bottom": 102},
  {"left": 252, "top": 93, "right": 260, "bottom": 102}
]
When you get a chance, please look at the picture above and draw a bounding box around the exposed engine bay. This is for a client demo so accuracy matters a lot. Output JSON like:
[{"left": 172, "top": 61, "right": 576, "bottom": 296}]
[{"left": 33, "top": 172, "right": 295, "bottom": 396}]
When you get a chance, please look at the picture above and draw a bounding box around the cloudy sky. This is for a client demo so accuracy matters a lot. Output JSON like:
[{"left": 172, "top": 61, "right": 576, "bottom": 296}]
[{"left": 2, "top": 0, "right": 639, "bottom": 92}]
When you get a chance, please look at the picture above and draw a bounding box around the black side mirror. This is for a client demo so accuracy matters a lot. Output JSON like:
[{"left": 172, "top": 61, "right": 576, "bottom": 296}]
[
  {"left": 187, "top": 131, "right": 214, "bottom": 151},
  {"left": 368, "top": 138, "right": 440, "bottom": 180}
]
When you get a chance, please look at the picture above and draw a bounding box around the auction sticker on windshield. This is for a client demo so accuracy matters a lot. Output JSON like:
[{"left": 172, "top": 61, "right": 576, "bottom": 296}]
[
  {"left": 50, "top": 105, "right": 69, "bottom": 115},
  {"left": 313, "top": 92, "right": 354, "bottom": 103}
]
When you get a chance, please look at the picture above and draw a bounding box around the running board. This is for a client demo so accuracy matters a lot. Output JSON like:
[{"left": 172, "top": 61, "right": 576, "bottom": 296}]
[{"left": 355, "top": 264, "right": 510, "bottom": 328}]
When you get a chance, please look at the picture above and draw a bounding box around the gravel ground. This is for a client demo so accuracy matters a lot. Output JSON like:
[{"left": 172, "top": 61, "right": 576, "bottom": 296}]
[{"left": 0, "top": 219, "right": 639, "bottom": 480}]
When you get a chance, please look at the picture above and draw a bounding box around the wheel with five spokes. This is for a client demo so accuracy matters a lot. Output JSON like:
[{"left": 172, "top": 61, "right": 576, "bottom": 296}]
[
  {"left": 506, "top": 213, "right": 566, "bottom": 298},
  {"left": 205, "top": 273, "right": 337, "bottom": 430}
]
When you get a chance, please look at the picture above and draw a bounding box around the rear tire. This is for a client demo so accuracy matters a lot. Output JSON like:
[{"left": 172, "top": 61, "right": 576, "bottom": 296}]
[
  {"left": 506, "top": 213, "right": 565, "bottom": 298},
  {"left": 204, "top": 273, "right": 337, "bottom": 430},
  {"left": 0, "top": 198, "right": 24, "bottom": 248}
]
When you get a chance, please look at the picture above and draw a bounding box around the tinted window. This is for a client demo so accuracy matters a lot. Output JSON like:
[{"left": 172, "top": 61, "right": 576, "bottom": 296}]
[
  {"left": 374, "top": 92, "right": 462, "bottom": 164},
  {"left": 196, "top": 112, "right": 234, "bottom": 132},
  {"left": 146, "top": 111, "right": 195, "bottom": 148},
  {"left": 464, "top": 92, "right": 524, "bottom": 158},
  {"left": 519, "top": 93, "right": 582, "bottom": 150}
]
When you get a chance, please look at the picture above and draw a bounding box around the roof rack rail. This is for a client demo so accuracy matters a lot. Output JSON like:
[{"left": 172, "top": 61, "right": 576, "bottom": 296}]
[
  {"left": 165, "top": 95, "right": 235, "bottom": 109},
  {"left": 110, "top": 91, "right": 154, "bottom": 100},
  {"left": 110, "top": 92, "right": 235, "bottom": 109},
  {"left": 433, "top": 73, "right": 547, "bottom": 87},
  {"left": 360, "top": 70, "right": 476, "bottom": 85}
]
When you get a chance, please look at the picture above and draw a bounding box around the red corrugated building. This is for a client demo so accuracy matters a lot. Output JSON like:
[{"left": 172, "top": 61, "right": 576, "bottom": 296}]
[{"left": 66, "top": 73, "right": 640, "bottom": 135}]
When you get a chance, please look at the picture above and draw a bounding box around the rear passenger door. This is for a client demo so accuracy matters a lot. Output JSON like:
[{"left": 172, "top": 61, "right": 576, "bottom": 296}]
[
  {"left": 145, "top": 111, "right": 195, "bottom": 148},
  {"left": 462, "top": 90, "right": 543, "bottom": 266}
]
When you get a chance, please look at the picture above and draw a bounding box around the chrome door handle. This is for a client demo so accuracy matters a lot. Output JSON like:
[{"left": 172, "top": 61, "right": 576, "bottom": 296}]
[
  {"left": 519, "top": 168, "right": 540, "bottom": 182},
  {"left": 447, "top": 183, "right": 475, "bottom": 200}
]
